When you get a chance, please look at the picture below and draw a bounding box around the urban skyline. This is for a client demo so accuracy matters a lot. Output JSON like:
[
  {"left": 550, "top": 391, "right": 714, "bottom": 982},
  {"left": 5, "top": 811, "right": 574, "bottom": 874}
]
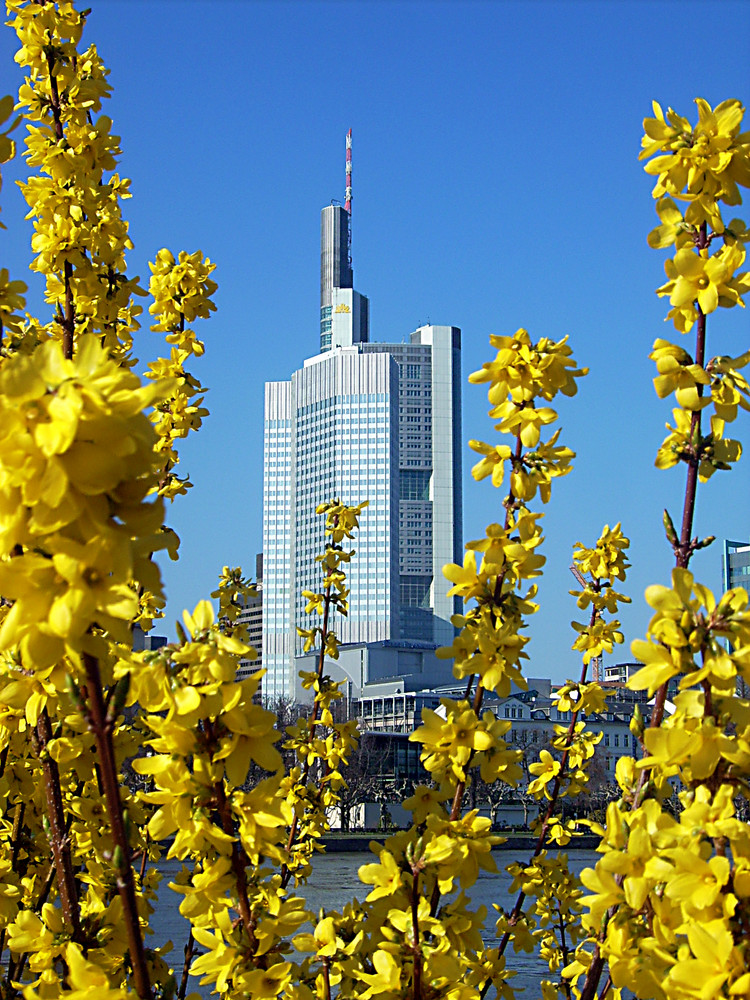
[{"left": 2, "top": 3, "right": 746, "bottom": 681}]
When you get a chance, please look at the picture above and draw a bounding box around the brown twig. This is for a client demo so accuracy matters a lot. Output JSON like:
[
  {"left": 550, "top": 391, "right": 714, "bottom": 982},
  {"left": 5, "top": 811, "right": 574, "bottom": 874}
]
[
  {"left": 433, "top": 437, "right": 526, "bottom": 923},
  {"left": 579, "top": 221, "right": 711, "bottom": 1000},
  {"left": 213, "top": 776, "right": 256, "bottom": 946},
  {"left": 481, "top": 606, "right": 599, "bottom": 999},
  {"left": 598, "top": 972, "right": 613, "bottom": 1000},
  {"left": 280, "top": 573, "right": 334, "bottom": 890},
  {"left": 557, "top": 904, "right": 572, "bottom": 1000},
  {"left": 45, "top": 49, "right": 76, "bottom": 358},
  {"left": 139, "top": 832, "right": 149, "bottom": 884},
  {"left": 322, "top": 957, "right": 333, "bottom": 1000},
  {"left": 82, "top": 652, "right": 152, "bottom": 999},
  {"left": 32, "top": 711, "right": 82, "bottom": 942},
  {"left": 411, "top": 867, "right": 423, "bottom": 1000},
  {"left": 20, "top": 50, "right": 83, "bottom": 958},
  {"left": 0, "top": 801, "right": 24, "bottom": 969},
  {"left": 445, "top": 435, "right": 525, "bottom": 830},
  {"left": 178, "top": 928, "right": 196, "bottom": 1000}
]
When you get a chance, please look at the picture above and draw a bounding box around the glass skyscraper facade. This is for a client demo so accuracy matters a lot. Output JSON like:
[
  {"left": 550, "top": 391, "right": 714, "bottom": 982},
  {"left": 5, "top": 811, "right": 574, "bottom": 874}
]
[
  {"left": 723, "top": 539, "right": 750, "bottom": 593},
  {"left": 362, "top": 330, "right": 463, "bottom": 646},
  {"left": 261, "top": 198, "right": 462, "bottom": 702},
  {"left": 292, "top": 349, "right": 400, "bottom": 654},
  {"left": 261, "top": 381, "right": 293, "bottom": 692}
]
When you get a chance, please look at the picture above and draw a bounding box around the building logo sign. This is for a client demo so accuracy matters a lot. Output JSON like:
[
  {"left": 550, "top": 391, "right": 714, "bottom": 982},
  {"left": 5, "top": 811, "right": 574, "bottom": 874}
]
[{"left": 335, "top": 303, "right": 351, "bottom": 313}]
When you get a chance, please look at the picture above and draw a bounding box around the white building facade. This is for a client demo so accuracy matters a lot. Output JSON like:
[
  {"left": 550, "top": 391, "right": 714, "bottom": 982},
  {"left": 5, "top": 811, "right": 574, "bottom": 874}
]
[{"left": 261, "top": 200, "right": 462, "bottom": 701}]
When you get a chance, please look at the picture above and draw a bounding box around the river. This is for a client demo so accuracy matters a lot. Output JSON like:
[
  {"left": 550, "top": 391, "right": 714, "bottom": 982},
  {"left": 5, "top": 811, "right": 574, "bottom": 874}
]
[{"left": 153, "top": 848, "right": 602, "bottom": 998}]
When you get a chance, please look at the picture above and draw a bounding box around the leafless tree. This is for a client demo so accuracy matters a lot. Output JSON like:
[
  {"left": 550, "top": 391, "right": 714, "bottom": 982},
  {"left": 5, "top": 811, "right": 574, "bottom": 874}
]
[{"left": 330, "top": 733, "right": 410, "bottom": 831}]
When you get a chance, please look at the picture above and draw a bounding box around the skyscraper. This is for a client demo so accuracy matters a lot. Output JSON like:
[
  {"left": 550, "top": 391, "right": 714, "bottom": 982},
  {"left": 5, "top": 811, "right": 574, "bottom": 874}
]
[
  {"left": 723, "top": 539, "right": 750, "bottom": 593},
  {"left": 261, "top": 134, "right": 461, "bottom": 702}
]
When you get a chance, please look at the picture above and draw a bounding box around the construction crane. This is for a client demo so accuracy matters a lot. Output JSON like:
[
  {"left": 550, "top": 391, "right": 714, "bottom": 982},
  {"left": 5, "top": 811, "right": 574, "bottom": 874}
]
[{"left": 569, "top": 564, "right": 602, "bottom": 683}]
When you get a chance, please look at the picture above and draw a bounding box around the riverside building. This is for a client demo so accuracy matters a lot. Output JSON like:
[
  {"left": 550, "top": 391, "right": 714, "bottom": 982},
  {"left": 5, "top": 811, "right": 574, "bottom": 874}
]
[{"left": 261, "top": 134, "right": 462, "bottom": 701}]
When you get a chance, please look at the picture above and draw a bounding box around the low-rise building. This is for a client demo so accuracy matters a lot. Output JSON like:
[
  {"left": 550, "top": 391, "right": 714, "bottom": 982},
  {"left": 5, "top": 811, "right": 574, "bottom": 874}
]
[{"left": 294, "top": 639, "right": 457, "bottom": 714}]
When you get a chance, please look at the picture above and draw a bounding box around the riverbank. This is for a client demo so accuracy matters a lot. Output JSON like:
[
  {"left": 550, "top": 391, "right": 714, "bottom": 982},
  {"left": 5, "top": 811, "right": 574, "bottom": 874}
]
[{"left": 321, "top": 831, "right": 600, "bottom": 851}]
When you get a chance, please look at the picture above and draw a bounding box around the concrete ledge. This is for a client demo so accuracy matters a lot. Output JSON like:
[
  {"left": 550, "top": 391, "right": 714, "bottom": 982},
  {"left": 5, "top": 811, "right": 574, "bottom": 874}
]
[{"left": 321, "top": 833, "right": 600, "bottom": 852}]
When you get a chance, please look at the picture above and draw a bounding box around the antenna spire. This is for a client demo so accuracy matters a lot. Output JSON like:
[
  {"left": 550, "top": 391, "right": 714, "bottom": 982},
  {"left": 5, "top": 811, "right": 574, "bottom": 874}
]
[
  {"left": 345, "top": 129, "right": 353, "bottom": 269},
  {"left": 345, "top": 128, "right": 352, "bottom": 214}
]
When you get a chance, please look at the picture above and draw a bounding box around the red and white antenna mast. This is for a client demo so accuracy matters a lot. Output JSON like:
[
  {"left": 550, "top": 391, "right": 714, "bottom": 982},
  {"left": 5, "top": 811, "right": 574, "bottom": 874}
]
[
  {"left": 345, "top": 128, "right": 352, "bottom": 214},
  {"left": 345, "top": 128, "right": 353, "bottom": 269}
]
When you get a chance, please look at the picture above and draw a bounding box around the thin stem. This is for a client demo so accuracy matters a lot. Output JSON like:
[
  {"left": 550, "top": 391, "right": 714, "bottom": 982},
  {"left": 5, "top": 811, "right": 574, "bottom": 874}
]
[
  {"left": 322, "top": 958, "right": 332, "bottom": 1000},
  {"left": 645, "top": 240, "right": 708, "bottom": 725},
  {"left": 63, "top": 260, "right": 74, "bottom": 359},
  {"left": 0, "top": 798, "right": 21, "bottom": 965},
  {"left": 448, "top": 440, "right": 523, "bottom": 827},
  {"left": 4, "top": 806, "right": 77, "bottom": 989},
  {"left": 32, "top": 711, "right": 82, "bottom": 942},
  {"left": 196, "top": 719, "right": 258, "bottom": 955},
  {"left": 158, "top": 314, "right": 186, "bottom": 492},
  {"left": 411, "top": 868, "right": 423, "bottom": 1000},
  {"left": 178, "top": 929, "right": 195, "bottom": 1000},
  {"left": 213, "top": 776, "right": 256, "bottom": 947},
  {"left": 45, "top": 50, "right": 75, "bottom": 358},
  {"left": 435, "top": 437, "right": 526, "bottom": 921},
  {"left": 280, "top": 574, "right": 333, "bottom": 889},
  {"left": 557, "top": 905, "right": 572, "bottom": 1000},
  {"left": 82, "top": 652, "right": 152, "bottom": 999},
  {"left": 21, "top": 53, "right": 80, "bottom": 944},
  {"left": 139, "top": 834, "right": 149, "bottom": 884},
  {"left": 675, "top": 302, "right": 706, "bottom": 571},
  {"left": 9, "top": 801, "right": 24, "bottom": 873},
  {"left": 580, "top": 221, "right": 711, "bottom": 1000},
  {"left": 579, "top": 955, "right": 608, "bottom": 1000},
  {"left": 489, "top": 606, "right": 598, "bottom": 982}
]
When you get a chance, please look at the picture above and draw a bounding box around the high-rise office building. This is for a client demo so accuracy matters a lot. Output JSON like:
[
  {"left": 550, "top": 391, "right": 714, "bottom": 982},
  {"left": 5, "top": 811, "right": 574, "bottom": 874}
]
[
  {"left": 261, "top": 135, "right": 461, "bottom": 702},
  {"left": 723, "top": 539, "right": 750, "bottom": 593}
]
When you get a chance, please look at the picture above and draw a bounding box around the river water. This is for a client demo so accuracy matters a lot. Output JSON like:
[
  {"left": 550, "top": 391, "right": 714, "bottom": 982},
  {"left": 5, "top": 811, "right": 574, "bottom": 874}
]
[{"left": 153, "top": 848, "right": 602, "bottom": 998}]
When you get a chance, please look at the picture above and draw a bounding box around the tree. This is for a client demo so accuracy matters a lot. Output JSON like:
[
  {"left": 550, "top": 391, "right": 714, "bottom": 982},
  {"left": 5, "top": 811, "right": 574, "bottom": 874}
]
[
  {"left": 570, "top": 754, "right": 617, "bottom": 825},
  {"left": 471, "top": 771, "right": 519, "bottom": 829},
  {"left": 328, "top": 732, "right": 411, "bottom": 832}
]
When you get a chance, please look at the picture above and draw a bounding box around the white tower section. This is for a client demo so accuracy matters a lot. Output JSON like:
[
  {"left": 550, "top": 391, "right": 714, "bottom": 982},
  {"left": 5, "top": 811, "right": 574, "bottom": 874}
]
[
  {"left": 410, "top": 325, "right": 463, "bottom": 642},
  {"left": 291, "top": 348, "right": 400, "bottom": 652},
  {"left": 261, "top": 381, "right": 293, "bottom": 701}
]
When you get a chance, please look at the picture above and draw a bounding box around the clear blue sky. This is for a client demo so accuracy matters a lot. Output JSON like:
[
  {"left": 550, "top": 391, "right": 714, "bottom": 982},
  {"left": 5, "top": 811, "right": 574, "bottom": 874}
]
[{"left": 2, "top": 1, "right": 749, "bottom": 681}]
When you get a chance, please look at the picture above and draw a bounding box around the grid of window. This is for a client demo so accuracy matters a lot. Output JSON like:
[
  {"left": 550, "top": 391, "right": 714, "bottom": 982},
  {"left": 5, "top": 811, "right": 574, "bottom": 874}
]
[
  {"left": 262, "top": 410, "right": 293, "bottom": 701},
  {"left": 400, "top": 576, "right": 431, "bottom": 608},
  {"left": 400, "top": 470, "right": 430, "bottom": 501},
  {"left": 292, "top": 378, "right": 397, "bottom": 654}
]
